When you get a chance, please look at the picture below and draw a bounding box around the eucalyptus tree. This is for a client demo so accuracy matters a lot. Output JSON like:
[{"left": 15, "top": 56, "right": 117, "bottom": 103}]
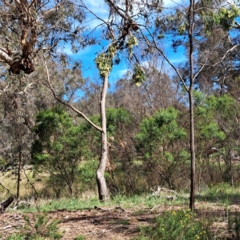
[
  {"left": 94, "top": 0, "right": 240, "bottom": 210},
  {"left": 75, "top": 0, "right": 165, "bottom": 200},
  {"left": 0, "top": 0, "right": 87, "bottom": 74},
  {"left": 40, "top": 0, "right": 148, "bottom": 200},
  {"left": 0, "top": 0, "right": 88, "bottom": 203}
]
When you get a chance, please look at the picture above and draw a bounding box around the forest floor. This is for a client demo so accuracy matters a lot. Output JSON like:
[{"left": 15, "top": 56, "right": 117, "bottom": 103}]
[{"left": 1, "top": 202, "right": 240, "bottom": 239}]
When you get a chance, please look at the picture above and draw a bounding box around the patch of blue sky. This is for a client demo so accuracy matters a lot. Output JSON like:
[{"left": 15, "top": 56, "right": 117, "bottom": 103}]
[{"left": 62, "top": 0, "right": 187, "bottom": 84}]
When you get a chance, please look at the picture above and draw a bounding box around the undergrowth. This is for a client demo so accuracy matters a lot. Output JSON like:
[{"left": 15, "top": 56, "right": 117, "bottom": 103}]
[
  {"left": 7, "top": 212, "right": 62, "bottom": 240},
  {"left": 134, "top": 210, "right": 211, "bottom": 240}
]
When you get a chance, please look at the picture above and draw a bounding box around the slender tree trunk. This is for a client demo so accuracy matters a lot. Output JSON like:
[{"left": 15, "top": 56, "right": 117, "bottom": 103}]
[
  {"left": 189, "top": 90, "right": 196, "bottom": 210},
  {"left": 16, "top": 146, "right": 22, "bottom": 203},
  {"left": 96, "top": 74, "right": 109, "bottom": 201},
  {"left": 188, "top": 0, "right": 196, "bottom": 211}
]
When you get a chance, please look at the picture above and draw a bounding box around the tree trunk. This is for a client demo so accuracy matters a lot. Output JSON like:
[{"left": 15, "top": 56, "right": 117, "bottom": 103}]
[
  {"left": 0, "top": 196, "right": 14, "bottom": 213},
  {"left": 96, "top": 74, "right": 109, "bottom": 201},
  {"left": 188, "top": 0, "right": 196, "bottom": 211},
  {"left": 189, "top": 90, "right": 196, "bottom": 210},
  {"left": 16, "top": 146, "right": 22, "bottom": 203}
]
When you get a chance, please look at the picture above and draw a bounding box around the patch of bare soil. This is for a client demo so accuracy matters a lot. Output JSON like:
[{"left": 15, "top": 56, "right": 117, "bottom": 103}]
[
  {"left": 0, "top": 206, "right": 154, "bottom": 240},
  {"left": 1, "top": 203, "right": 240, "bottom": 240}
]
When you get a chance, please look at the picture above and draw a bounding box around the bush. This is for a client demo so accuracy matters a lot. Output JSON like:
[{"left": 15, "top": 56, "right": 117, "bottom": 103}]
[
  {"left": 8, "top": 212, "right": 63, "bottom": 240},
  {"left": 138, "top": 210, "right": 211, "bottom": 240}
]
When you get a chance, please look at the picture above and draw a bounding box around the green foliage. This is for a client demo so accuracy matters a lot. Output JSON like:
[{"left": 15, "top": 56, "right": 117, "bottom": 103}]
[
  {"left": 201, "top": 183, "right": 239, "bottom": 204},
  {"left": 74, "top": 236, "right": 86, "bottom": 240},
  {"left": 127, "top": 35, "right": 138, "bottom": 57},
  {"left": 7, "top": 213, "right": 62, "bottom": 240},
  {"left": 84, "top": 107, "right": 131, "bottom": 137},
  {"left": 196, "top": 94, "right": 239, "bottom": 150},
  {"left": 214, "top": 5, "right": 240, "bottom": 30},
  {"left": 78, "top": 160, "right": 98, "bottom": 188},
  {"left": 106, "top": 107, "right": 132, "bottom": 135},
  {"left": 178, "top": 24, "right": 186, "bottom": 35},
  {"left": 228, "top": 213, "right": 240, "bottom": 239},
  {"left": 135, "top": 107, "right": 186, "bottom": 155},
  {"left": 32, "top": 106, "right": 91, "bottom": 195},
  {"left": 194, "top": 91, "right": 206, "bottom": 106},
  {"left": 132, "top": 64, "right": 145, "bottom": 86},
  {"left": 202, "top": 4, "right": 240, "bottom": 32},
  {"left": 0, "top": 157, "right": 7, "bottom": 167},
  {"left": 95, "top": 45, "right": 117, "bottom": 78},
  {"left": 135, "top": 107, "right": 187, "bottom": 189},
  {"left": 23, "top": 213, "right": 62, "bottom": 239},
  {"left": 138, "top": 210, "right": 210, "bottom": 240},
  {"left": 7, "top": 234, "right": 25, "bottom": 240}
]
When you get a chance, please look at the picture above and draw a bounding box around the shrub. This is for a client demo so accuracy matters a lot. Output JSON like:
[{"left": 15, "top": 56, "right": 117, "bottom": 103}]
[{"left": 138, "top": 210, "right": 211, "bottom": 240}]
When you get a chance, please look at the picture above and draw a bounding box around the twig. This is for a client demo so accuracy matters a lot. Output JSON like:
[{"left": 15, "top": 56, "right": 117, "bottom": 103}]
[
  {"left": 0, "top": 183, "right": 16, "bottom": 198},
  {"left": 42, "top": 54, "right": 102, "bottom": 132}
]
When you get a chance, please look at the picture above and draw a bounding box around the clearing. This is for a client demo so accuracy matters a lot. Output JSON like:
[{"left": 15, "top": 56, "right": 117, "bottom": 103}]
[{"left": 1, "top": 201, "right": 240, "bottom": 239}]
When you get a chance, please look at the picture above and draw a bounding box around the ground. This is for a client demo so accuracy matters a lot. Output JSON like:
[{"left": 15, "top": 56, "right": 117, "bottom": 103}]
[
  {"left": 0, "top": 205, "right": 153, "bottom": 240},
  {"left": 1, "top": 203, "right": 240, "bottom": 239}
]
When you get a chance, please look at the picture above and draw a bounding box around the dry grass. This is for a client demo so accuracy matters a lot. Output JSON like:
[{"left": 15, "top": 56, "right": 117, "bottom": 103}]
[{"left": 0, "top": 170, "right": 48, "bottom": 200}]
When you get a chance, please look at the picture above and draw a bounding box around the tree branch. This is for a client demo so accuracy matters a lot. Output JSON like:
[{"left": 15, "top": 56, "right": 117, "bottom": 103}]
[
  {"left": 0, "top": 48, "right": 12, "bottom": 65},
  {"left": 42, "top": 56, "right": 102, "bottom": 132}
]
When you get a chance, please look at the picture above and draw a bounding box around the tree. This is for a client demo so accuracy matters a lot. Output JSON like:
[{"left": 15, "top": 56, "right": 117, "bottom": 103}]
[
  {"left": 0, "top": 0, "right": 86, "bottom": 74},
  {"left": 135, "top": 107, "right": 187, "bottom": 189},
  {"left": 0, "top": 72, "right": 45, "bottom": 202},
  {"left": 32, "top": 106, "right": 90, "bottom": 196},
  {"left": 98, "top": 0, "right": 240, "bottom": 210},
  {"left": 41, "top": 0, "right": 146, "bottom": 200},
  {"left": 195, "top": 94, "right": 240, "bottom": 184}
]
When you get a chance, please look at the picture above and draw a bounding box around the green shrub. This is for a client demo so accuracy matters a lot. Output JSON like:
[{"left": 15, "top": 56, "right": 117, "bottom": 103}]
[
  {"left": 21, "top": 212, "right": 62, "bottom": 239},
  {"left": 7, "top": 234, "right": 25, "bottom": 240},
  {"left": 74, "top": 236, "right": 86, "bottom": 240},
  {"left": 138, "top": 210, "right": 210, "bottom": 240},
  {"left": 228, "top": 213, "right": 240, "bottom": 239}
]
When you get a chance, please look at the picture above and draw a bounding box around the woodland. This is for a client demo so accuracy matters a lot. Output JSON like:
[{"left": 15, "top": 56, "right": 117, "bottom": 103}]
[{"left": 1, "top": 0, "right": 240, "bottom": 239}]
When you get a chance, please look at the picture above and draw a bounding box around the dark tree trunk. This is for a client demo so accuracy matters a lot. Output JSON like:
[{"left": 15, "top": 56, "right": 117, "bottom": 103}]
[
  {"left": 16, "top": 146, "right": 22, "bottom": 203},
  {"left": 188, "top": 0, "right": 196, "bottom": 211},
  {"left": 189, "top": 90, "right": 196, "bottom": 210},
  {"left": 96, "top": 74, "right": 109, "bottom": 201},
  {"left": 0, "top": 196, "right": 14, "bottom": 213}
]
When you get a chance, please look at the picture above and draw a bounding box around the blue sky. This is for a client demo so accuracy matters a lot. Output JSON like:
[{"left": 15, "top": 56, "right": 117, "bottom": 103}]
[{"left": 60, "top": 0, "right": 186, "bottom": 84}]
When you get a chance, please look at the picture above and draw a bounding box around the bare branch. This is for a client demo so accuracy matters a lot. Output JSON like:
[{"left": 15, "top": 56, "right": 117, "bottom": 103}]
[
  {"left": 42, "top": 56, "right": 102, "bottom": 132},
  {"left": 0, "top": 48, "right": 12, "bottom": 65},
  {"left": 213, "top": 45, "right": 239, "bottom": 67},
  {"left": 0, "top": 183, "right": 16, "bottom": 198},
  {"left": 104, "top": 0, "right": 129, "bottom": 20},
  {"left": 139, "top": 26, "right": 189, "bottom": 92}
]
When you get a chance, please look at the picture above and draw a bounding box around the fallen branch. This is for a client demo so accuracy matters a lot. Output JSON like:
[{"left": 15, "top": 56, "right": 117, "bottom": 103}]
[
  {"left": 94, "top": 206, "right": 126, "bottom": 212},
  {"left": 0, "top": 195, "right": 14, "bottom": 213}
]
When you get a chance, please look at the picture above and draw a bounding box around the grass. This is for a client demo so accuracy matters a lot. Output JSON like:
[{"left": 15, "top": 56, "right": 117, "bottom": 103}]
[
  {"left": 134, "top": 210, "right": 212, "bottom": 240},
  {"left": 196, "top": 183, "right": 240, "bottom": 205},
  {"left": 0, "top": 170, "right": 49, "bottom": 200},
  {"left": 4, "top": 182, "right": 240, "bottom": 240},
  {"left": 74, "top": 236, "right": 86, "bottom": 240},
  {"left": 17, "top": 192, "right": 190, "bottom": 213}
]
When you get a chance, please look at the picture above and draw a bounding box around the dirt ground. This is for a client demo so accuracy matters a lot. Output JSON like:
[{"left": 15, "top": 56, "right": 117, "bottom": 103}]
[
  {"left": 0, "top": 206, "right": 155, "bottom": 240},
  {"left": 1, "top": 203, "right": 240, "bottom": 240}
]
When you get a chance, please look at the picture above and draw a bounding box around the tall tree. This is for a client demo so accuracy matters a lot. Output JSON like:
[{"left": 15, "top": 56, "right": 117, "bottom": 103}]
[
  {"left": 98, "top": 0, "right": 240, "bottom": 209},
  {"left": 0, "top": 0, "right": 86, "bottom": 74}
]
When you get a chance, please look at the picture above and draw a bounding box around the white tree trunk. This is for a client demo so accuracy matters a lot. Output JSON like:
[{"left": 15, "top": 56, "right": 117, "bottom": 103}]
[{"left": 96, "top": 74, "right": 109, "bottom": 201}]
